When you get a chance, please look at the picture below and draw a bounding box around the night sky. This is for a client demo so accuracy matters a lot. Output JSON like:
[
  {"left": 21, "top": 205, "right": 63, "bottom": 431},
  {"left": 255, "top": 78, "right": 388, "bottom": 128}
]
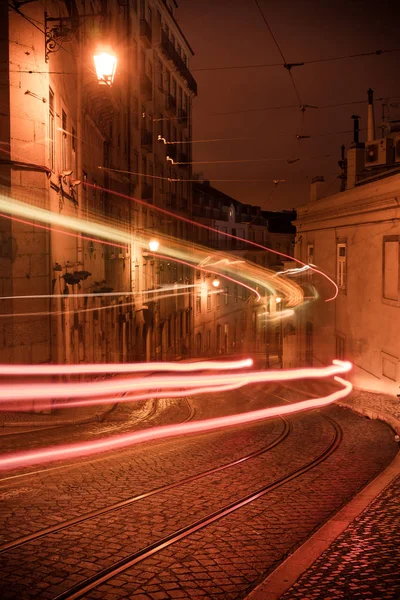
[{"left": 177, "top": 0, "right": 400, "bottom": 210}]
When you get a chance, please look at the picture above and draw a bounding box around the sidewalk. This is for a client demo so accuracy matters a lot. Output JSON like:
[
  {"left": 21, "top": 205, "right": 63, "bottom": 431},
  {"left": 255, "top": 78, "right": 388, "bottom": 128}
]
[
  {"left": 247, "top": 386, "right": 400, "bottom": 599},
  {"left": 0, "top": 401, "right": 115, "bottom": 435}
]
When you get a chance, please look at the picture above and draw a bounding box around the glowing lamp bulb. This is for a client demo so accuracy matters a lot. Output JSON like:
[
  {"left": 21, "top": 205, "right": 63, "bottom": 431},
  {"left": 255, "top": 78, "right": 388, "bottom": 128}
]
[
  {"left": 149, "top": 239, "right": 159, "bottom": 252},
  {"left": 276, "top": 296, "right": 282, "bottom": 304},
  {"left": 93, "top": 51, "right": 117, "bottom": 85},
  {"left": 212, "top": 277, "right": 220, "bottom": 288}
]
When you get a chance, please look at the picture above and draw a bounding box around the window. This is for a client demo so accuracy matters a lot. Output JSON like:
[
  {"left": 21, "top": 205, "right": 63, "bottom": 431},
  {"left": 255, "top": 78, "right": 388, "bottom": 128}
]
[
  {"left": 234, "top": 284, "right": 238, "bottom": 303},
  {"left": 159, "top": 164, "right": 164, "bottom": 191},
  {"left": 157, "top": 60, "right": 163, "bottom": 90},
  {"left": 171, "top": 78, "right": 177, "bottom": 98},
  {"left": 178, "top": 86, "right": 182, "bottom": 110},
  {"left": 196, "top": 294, "right": 201, "bottom": 313},
  {"left": 337, "top": 242, "right": 347, "bottom": 289},
  {"left": 216, "top": 291, "right": 220, "bottom": 308},
  {"left": 207, "top": 293, "right": 211, "bottom": 311},
  {"left": 383, "top": 236, "right": 400, "bottom": 304},
  {"left": 307, "top": 243, "right": 314, "bottom": 265},
  {"left": 71, "top": 126, "right": 76, "bottom": 174},
  {"left": 48, "top": 87, "right": 55, "bottom": 170},
  {"left": 224, "top": 286, "right": 229, "bottom": 305},
  {"left": 336, "top": 333, "right": 345, "bottom": 360},
  {"left": 207, "top": 329, "right": 211, "bottom": 350}
]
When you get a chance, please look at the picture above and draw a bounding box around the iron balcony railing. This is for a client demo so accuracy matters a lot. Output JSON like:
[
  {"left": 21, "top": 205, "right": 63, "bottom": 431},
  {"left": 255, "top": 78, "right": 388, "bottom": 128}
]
[
  {"left": 140, "top": 18, "right": 152, "bottom": 47},
  {"left": 140, "top": 73, "right": 152, "bottom": 100},
  {"left": 160, "top": 30, "right": 197, "bottom": 95}
]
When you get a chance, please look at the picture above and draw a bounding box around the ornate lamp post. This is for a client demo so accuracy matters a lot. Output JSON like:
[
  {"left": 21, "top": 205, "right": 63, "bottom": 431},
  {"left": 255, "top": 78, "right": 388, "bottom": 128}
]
[{"left": 93, "top": 51, "right": 118, "bottom": 86}]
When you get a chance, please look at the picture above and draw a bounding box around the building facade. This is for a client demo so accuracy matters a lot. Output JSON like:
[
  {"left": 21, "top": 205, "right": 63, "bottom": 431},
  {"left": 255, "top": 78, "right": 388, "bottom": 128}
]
[
  {"left": 0, "top": 0, "right": 196, "bottom": 367},
  {"left": 192, "top": 182, "right": 296, "bottom": 361},
  {"left": 292, "top": 156, "right": 400, "bottom": 396}
]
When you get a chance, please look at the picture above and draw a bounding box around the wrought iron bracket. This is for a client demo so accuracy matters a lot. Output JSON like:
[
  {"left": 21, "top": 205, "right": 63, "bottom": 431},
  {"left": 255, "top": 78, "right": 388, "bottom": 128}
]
[{"left": 44, "top": 11, "right": 105, "bottom": 62}]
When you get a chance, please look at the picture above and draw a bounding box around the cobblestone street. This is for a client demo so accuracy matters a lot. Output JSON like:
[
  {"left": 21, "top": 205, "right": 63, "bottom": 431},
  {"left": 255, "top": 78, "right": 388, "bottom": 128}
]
[
  {"left": 280, "top": 474, "right": 400, "bottom": 600},
  {"left": 0, "top": 387, "right": 398, "bottom": 599}
]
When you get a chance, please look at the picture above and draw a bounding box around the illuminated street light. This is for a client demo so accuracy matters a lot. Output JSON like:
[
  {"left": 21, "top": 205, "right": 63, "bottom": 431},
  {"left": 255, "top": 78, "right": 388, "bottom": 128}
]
[
  {"left": 149, "top": 239, "right": 160, "bottom": 252},
  {"left": 276, "top": 296, "right": 282, "bottom": 304},
  {"left": 212, "top": 277, "right": 220, "bottom": 288},
  {"left": 93, "top": 51, "right": 117, "bottom": 85}
]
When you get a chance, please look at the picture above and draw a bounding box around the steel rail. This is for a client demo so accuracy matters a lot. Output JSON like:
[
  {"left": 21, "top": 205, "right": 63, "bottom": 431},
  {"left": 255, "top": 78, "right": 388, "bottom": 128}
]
[
  {"left": 52, "top": 415, "right": 341, "bottom": 600},
  {"left": 0, "top": 417, "right": 291, "bottom": 554}
]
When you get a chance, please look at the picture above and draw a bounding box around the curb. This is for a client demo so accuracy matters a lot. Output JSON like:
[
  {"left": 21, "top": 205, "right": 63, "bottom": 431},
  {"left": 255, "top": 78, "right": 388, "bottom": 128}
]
[
  {"left": 337, "top": 399, "right": 400, "bottom": 435},
  {"left": 246, "top": 450, "right": 400, "bottom": 600}
]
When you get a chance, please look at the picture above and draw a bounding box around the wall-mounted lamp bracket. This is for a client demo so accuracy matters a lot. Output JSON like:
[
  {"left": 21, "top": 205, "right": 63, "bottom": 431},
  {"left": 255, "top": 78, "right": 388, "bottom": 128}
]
[{"left": 44, "top": 11, "right": 104, "bottom": 62}]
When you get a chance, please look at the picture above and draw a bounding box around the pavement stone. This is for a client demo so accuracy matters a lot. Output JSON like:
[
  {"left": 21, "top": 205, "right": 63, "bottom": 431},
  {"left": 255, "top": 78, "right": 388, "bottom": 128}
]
[
  {"left": 0, "top": 379, "right": 399, "bottom": 600},
  {"left": 279, "top": 472, "right": 400, "bottom": 599}
]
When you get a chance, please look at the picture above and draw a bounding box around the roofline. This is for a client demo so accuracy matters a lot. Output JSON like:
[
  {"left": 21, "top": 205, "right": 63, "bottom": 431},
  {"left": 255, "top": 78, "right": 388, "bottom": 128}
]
[{"left": 160, "top": 0, "right": 195, "bottom": 56}]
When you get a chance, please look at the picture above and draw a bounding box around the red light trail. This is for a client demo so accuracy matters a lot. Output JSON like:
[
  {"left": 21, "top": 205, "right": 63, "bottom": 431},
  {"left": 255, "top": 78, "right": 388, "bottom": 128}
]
[{"left": 0, "top": 367, "right": 352, "bottom": 471}]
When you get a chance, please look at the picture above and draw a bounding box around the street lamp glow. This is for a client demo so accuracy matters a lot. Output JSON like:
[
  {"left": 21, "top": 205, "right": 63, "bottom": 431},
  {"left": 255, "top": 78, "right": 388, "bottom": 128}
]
[
  {"left": 149, "top": 239, "right": 159, "bottom": 252},
  {"left": 276, "top": 296, "right": 282, "bottom": 303},
  {"left": 93, "top": 51, "right": 117, "bottom": 85},
  {"left": 212, "top": 277, "right": 220, "bottom": 288}
]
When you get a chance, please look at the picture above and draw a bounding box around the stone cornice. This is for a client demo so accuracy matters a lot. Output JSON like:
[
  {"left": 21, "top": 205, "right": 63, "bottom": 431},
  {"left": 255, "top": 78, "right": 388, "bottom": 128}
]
[{"left": 294, "top": 195, "right": 400, "bottom": 229}]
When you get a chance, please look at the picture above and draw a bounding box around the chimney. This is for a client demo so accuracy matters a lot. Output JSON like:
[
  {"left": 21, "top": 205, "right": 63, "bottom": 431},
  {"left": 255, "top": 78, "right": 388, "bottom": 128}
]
[
  {"left": 351, "top": 114, "right": 360, "bottom": 144},
  {"left": 367, "top": 88, "right": 375, "bottom": 142},
  {"left": 310, "top": 176, "right": 325, "bottom": 202},
  {"left": 346, "top": 115, "right": 365, "bottom": 189}
]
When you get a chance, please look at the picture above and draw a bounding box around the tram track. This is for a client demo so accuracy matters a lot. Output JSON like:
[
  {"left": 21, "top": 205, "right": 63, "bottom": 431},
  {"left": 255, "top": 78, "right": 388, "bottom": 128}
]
[
  {"left": 0, "top": 396, "right": 192, "bottom": 484},
  {"left": 0, "top": 416, "right": 292, "bottom": 554},
  {"left": 49, "top": 414, "right": 342, "bottom": 600}
]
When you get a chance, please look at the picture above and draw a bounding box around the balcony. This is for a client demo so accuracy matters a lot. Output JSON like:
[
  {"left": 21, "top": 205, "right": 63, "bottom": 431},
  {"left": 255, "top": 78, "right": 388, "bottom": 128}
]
[
  {"left": 140, "top": 19, "right": 152, "bottom": 47},
  {"left": 142, "top": 183, "right": 153, "bottom": 202},
  {"left": 159, "top": 30, "right": 197, "bottom": 96},
  {"left": 177, "top": 108, "right": 188, "bottom": 126},
  {"left": 165, "top": 93, "right": 176, "bottom": 115},
  {"left": 140, "top": 128, "right": 153, "bottom": 152},
  {"left": 140, "top": 73, "right": 152, "bottom": 101}
]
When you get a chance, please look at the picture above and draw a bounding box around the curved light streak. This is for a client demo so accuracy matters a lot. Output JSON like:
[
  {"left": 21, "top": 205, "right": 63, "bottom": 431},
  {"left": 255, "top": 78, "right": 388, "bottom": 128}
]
[
  {"left": 51, "top": 382, "right": 248, "bottom": 410},
  {"left": 0, "top": 187, "right": 335, "bottom": 303},
  {"left": 82, "top": 181, "right": 338, "bottom": 302},
  {"left": 0, "top": 375, "right": 352, "bottom": 471},
  {"left": 0, "top": 291, "right": 191, "bottom": 319},
  {"left": 0, "top": 358, "right": 253, "bottom": 377},
  {"left": 155, "top": 252, "right": 262, "bottom": 301},
  {"left": 0, "top": 361, "right": 352, "bottom": 402},
  {"left": 0, "top": 284, "right": 196, "bottom": 302}
]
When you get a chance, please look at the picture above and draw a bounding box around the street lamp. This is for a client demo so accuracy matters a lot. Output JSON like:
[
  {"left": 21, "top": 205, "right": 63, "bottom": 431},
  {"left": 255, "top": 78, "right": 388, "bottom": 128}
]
[
  {"left": 93, "top": 51, "right": 118, "bottom": 85},
  {"left": 212, "top": 277, "right": 220, "bottom": 288},
  {"left": 149, "top": 239, "right": 160, "bottom": 252},
  {"left": 276, "top": 296, "right": 282, "bottom": 304}
]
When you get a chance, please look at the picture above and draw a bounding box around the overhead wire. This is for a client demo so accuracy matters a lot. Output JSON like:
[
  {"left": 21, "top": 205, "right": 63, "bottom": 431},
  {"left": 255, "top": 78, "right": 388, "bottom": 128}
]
[
  {"left": 254, "top": 0, "right": 302, "bottom": 108},
  {"left": 191, "top": 47, "right": 400, "bottom": 73},
  {"left": 212, "top": 95, "right": 400, "bottom": 116}
]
